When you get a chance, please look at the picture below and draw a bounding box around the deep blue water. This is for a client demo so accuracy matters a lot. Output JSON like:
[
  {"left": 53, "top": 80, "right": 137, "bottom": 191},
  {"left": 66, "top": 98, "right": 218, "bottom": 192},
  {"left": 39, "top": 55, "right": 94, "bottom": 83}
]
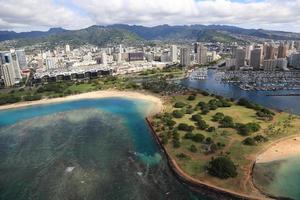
[
  {"left": 0, "top": 98, "right": 210, "bottom": 200},
  {"left": 183, "top": 69, "right": 300, "bottom": 114}
]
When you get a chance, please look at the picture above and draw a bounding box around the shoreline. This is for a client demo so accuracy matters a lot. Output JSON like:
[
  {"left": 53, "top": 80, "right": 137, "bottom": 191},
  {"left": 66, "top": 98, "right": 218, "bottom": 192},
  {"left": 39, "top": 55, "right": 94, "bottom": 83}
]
[
  {"left": 0, "top": 90, "right": 163, "bottom": 116},
  {"left": 146, "top": 118, "right": 270, "bottom": 200},
  {"left": 250, "top": 135, "right": 300, "bottom": 200},
  {"left": 256, "top": 136, "right": 300, "bottom": 164}
]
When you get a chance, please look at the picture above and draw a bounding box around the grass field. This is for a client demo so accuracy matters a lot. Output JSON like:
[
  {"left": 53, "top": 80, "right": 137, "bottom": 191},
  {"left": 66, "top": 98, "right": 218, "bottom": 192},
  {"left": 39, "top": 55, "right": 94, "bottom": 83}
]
[{"left": 150, "top": 92, "right": 300, "bottom": 197}]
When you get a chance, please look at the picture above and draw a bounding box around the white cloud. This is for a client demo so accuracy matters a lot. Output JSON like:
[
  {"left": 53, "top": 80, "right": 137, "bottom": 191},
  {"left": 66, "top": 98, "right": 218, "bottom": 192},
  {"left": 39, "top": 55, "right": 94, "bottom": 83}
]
[
  {"left": 0, "top": 0, "right": 93, "bottom": 32},
  {"left": 0, "top": 0, "right": 300, "bottom": 32}
]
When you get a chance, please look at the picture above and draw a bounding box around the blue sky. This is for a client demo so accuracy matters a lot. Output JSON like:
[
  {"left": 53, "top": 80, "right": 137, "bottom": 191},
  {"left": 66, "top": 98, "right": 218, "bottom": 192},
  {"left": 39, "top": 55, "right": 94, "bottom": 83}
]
[{"left": 0, "top": 0, "right": 300, "bottom": 32}]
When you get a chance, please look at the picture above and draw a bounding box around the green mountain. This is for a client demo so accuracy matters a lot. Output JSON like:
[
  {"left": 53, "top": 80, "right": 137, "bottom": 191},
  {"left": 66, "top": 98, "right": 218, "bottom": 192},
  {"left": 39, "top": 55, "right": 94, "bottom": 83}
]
[
  {"left": 13, "top": 26, "right": 142, "bottom": 48},
  {"left": 197, "top": 30, "right": 245, "bottom": 44}
]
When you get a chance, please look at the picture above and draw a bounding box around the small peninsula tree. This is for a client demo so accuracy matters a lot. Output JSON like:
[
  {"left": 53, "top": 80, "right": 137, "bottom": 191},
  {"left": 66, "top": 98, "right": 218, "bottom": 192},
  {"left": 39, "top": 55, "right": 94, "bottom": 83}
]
[{"left": 207, "top": 156, "right": 237, "bottom": 179}]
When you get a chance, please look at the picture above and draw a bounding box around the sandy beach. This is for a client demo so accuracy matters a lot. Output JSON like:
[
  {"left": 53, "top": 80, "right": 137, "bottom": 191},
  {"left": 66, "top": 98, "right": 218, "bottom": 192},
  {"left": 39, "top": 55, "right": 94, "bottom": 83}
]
[
  {"left": 0, "top": 90, "right": 163, "bottom": 116},
  {"left": 256, "top": 136, "right": 300, "bottom": 163}
]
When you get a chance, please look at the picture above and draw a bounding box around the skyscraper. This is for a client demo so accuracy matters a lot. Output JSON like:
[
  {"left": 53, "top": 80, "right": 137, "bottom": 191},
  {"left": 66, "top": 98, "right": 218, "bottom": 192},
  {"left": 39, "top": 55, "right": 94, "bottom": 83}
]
[
  {"left": 196, "top": 43, "right": 207, "bottom": 65},
  {"left": 45, "top": 57, "right": 57, "bottom": 70},
  {"left": 101, "top": 52, "right": 107, "bottom": 65},
  {"left": 170, "top": 45, "right": 178, "bottom": 63},
  {"left": 235, "top": 48, "right": 246, "bottom": 69},
  {"left": 0, "top": 52, "right": 17, "bottom": 87},
  {"left": 278, "top": 42, "right": 288, "bottom": 58},
  {"left": 250, "top": 48, "right": 262, "bottom": 70},
  {"left": 264, "top": 43, "right": 275, "bottom": 60},
  {"left": 0, "top": 64, "right": 16, "bottom": 87},
  {"left": 15, "top": 49, "right": 27, "bottom": 70},
  {"left": 65, "top": 44, "right": 71, "bottom": 53},
  {"left": 180, "top": 47, "right": 190, "bottom": 67},
  {"left": 245, "top": 45, "right": 253, "bottom": 61}
]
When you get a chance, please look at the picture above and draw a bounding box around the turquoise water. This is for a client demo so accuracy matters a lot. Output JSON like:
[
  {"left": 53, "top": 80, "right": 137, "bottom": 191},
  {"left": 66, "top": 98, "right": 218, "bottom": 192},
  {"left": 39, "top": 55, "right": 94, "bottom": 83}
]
[
  {"left": 254, "top": 156, "right": 300, "bottom": 200},
  {"left": 0, "top": 98, "right": 209, "bottom": 200}
]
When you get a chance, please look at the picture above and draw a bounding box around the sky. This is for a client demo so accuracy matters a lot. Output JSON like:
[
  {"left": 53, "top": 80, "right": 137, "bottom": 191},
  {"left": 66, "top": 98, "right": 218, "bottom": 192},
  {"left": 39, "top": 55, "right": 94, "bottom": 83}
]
[{"left": 0, "top": 0, "right": 300, "bottom": 33}]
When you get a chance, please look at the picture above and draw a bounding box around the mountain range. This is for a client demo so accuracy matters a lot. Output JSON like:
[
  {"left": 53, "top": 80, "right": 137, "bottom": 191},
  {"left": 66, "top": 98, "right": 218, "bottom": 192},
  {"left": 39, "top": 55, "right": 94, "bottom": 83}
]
[{"left": 1, "top": 24, "right": 300, "bottom": 48}]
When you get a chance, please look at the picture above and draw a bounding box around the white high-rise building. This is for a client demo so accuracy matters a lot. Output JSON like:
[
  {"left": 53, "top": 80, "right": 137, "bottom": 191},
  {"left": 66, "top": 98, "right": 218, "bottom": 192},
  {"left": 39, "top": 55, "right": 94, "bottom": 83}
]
[
  {"left": 65, "top": 44, "right": 71, "bottom": 53},
  {"left": 170, "top": 45, "right": 178, "bottom": 63},
  {"left": 101, "top": 52, "right": 107, "bottom": 66},
  {"left": 46, "top": 57, "right": 57, "bottom": 70}
]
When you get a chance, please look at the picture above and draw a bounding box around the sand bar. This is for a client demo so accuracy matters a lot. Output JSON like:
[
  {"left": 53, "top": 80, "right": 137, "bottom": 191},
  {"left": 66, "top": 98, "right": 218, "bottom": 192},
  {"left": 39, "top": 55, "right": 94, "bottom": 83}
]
[
  {"left": 0, "top": 90, "right": 163, "bottom": 116},
  {"left": 256, "top": 136, "right": 300, "bottom": 163}
]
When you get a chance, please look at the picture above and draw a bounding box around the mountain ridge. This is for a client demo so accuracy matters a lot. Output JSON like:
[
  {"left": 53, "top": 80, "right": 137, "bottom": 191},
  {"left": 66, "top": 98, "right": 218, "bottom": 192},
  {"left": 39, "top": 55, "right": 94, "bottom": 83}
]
[{"left": 1, "top": 24, "right": 300, "bottom": 48}]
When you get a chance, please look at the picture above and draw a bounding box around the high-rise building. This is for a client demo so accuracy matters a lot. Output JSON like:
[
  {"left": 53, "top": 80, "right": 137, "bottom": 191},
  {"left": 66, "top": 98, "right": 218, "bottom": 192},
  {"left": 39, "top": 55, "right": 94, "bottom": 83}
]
[
  {"left": 263, "top": 59, "right": 287, "bottom": 71},
  {"left": 250, "top": 48, "right": 262, "bottom": 70},
  {"left": 264, "top": 43, "right": 275, "bottom": 60},
  {"left": 0, "top": 64, "right": 16, "bottom": 87},
  {"left": 290, "top": 53, "right": 300, "bottom": 69},
  {"left": 160, "top": 51, "right": 169, "bottom": 62},
  {"left": 225, "top": 58, "right": 236, "bottom": 68},
  {"left": 231, "top": 46, "right": 238, "bottom": 59},
  {"left": 180, "top": 47, "right": 190, "bottom": 67},
  {"left": 65, "top": 44, "right": 70, "bottom": 53},
  {"left": 15, "top": 49, "right": 27, "bottom": 70},
  {"left": 101, "top": 52, "right": 108, "bottom": 65},
  {"left": 45, "top": 57, "right": 58, "bottom": 70},
  {"left": 245, "top": 45, "right": 253, "bottom": 61},
  {"left": 235, "top": 48, "right": 246, "bottom": 69},
  {"left": 295, "top": 41, "right": 300, "bottom": 51},
  {"left": 196, "top": 43, "right": 207, "bottom": 65},
  {"left": 277, "top": 42, "right": 288, "bottom": 58},
  {"left": 170, "top": 45, "right": 178, "bottom": 63},
  {"left": 0, "top": 51, "right": 21, "bottom": 84}
]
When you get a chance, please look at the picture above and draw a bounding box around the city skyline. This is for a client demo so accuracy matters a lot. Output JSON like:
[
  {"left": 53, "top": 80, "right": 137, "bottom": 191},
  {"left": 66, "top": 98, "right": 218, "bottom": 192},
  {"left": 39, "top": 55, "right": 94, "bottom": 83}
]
[{"left": 1, "top": 0, "right": 300, "bottom": 33}]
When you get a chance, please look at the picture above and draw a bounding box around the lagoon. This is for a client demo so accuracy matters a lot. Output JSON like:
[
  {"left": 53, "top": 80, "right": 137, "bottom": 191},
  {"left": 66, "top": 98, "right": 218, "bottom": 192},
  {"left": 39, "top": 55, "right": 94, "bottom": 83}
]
[{"left": 0, "top": 98, "right": 207, "bottom": 200}]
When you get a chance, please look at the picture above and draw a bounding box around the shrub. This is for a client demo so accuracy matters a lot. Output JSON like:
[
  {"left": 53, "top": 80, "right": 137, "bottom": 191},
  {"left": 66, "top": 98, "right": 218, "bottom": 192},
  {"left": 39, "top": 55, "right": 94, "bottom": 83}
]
[
  {"left": 212, "top": 112, "right": 225, "bottom": 122},
  {"left": 173, "top": 139, "right": 181, "bottom": 148},
  {"left": 192, "top": 134, "right": 205, "bottom": 143},
  {"left": 187, "top": 95, "right": 196, "bottom": 101},
  {"left": 184, "top": 132, "right": 194, "bottom": 139},
  {"left": 201, "top": 91, "right": 210, "bottom": 96},
  {"left": 219, "top": 116, "right": 235, "bottom": 128},
  {"left": 236, "top": 122, "right": 261, "bottom": 136},
  {"left": 209, "top": 143, "right": 218, "bottom": 153},
  {"left": 196, "top": 119, "right": 209, "bottom": 130},
  {"left": 161, "top": 135, "right": 169, "bottom": 145},
  {"left": 205, "top": 137, "right": 213, "bottom": 144},
  {"left": 23, "top": 94, "right": 42, "bottom": 101},
  {"left": 243, "top": 137, "right": 256, "bottom": 146},
  {"left": 173, "top": 110, "right": 184, "bottom": 118},
  {"left": 201, "top": 107, "right": 210, "bottom": 115},
  {"left": 189, "top": 144, "right": 197, "bottom": 152},
  {"left": 174, "top": 102, "right": 186, "bottom": 108},
  {"left": 185, "top": 108, "right": 194, "bottom": 114},
  {"left": 176, "top": 153, "right": 190, "bottom": 160},
  {"left": 178, "top": 123, "right": 194, "bottom": 132},
  {"left": 253, "top": 135, "right": 268, "bottom": 143},
  {"left": 166, "top": 119, "right": 176, "bottom": 127},
  {"left": 207, "top": 127, "right": 216, "bottom": 132},
  {"left": 207, "top": 157, "right": 237, "bottom": 179},
  {"left": 191, "top": 114, "right": 202, "bottom": 122}
]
